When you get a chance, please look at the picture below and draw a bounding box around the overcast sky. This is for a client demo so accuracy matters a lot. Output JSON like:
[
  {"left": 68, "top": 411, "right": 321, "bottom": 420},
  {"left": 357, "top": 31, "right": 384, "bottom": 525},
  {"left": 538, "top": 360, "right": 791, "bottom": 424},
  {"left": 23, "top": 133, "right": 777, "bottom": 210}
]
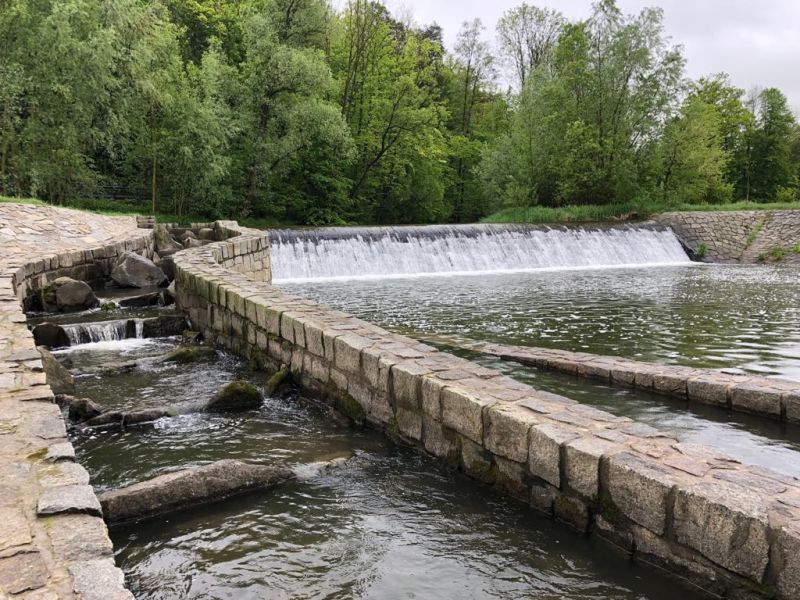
[{"left": 380, "top": 0, "right": 800, "bottom": 112}]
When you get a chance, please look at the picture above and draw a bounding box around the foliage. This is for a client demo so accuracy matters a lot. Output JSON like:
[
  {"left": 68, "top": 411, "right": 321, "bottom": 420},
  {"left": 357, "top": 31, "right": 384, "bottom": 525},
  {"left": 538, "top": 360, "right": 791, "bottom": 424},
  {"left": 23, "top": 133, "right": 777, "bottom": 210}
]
[{"left": 1, "top": 0, "right": 798, "bottom": 225}]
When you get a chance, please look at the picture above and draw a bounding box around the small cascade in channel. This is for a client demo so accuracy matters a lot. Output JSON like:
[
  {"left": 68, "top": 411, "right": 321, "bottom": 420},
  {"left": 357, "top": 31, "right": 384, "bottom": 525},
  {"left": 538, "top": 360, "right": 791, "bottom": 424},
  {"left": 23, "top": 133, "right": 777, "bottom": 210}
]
[
  {"left": 63, "top": 318, "right": 146, "bottom": 346},
  {"left": 269, "top": 223, "right": 692, "bottom": 282}
]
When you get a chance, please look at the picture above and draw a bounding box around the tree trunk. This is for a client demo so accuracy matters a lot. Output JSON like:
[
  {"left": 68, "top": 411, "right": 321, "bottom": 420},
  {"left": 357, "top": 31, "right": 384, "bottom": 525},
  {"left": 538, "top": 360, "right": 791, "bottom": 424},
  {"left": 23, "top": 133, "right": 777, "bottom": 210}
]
[{"left": 151, "top": 154, "right": 157, "bottom": 215}]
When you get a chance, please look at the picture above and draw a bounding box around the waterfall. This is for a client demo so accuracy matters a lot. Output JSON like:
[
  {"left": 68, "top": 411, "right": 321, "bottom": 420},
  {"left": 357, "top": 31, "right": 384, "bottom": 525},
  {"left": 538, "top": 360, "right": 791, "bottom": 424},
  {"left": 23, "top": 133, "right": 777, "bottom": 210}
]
[
  {"left": 270, "top": 223, "right": 691, "bottom": 282},
  {"left": 63, "top": 318, "right": 145, "bottom": 346}
]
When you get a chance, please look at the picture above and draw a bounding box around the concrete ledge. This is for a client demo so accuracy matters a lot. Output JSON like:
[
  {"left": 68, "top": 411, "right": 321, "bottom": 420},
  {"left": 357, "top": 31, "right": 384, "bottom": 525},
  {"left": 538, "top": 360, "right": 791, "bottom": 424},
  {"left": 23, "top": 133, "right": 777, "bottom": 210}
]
[{"left": 172, "top": 219, "right": 800, "bottom": 600}]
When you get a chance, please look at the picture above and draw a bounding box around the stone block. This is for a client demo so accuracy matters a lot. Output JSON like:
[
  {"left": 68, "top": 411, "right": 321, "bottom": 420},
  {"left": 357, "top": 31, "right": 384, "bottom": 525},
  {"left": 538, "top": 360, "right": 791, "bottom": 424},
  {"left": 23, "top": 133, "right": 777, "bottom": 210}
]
[
  {"left": 0, "top": 551, "right": 48, "bottom": 594},
  {"left": 396, "top": 407, "right": 422, "bottom": 441},
  {"left": 673, "top": 480, "right": 769, "bottom": 582},
  {"left": 528, "top": 423, "right": 578, "bottom": 488},
  {"left": 485, "top": 404, "right": 540, "bottom": 463},
  {"left": 460, "top": 436, "right": 494, "bottom": 484},
  {"left": 686, "top": 376, "right": 729, "bottom": 407},
  {"left": 38, "top": 484, "right": 102, "bottom": 517},
  {"left": 774, "top": 520, "right": 800, "bottom": 599},
  {"left": 392, "top": 362, "right": 429, "bottom": 409},
  {"left": 47, "top": 514, "right": 114, "bottom": 562},
  {"left": 421, "top": 376, "right": 445, "bottom": 420},
  {"left": 784, "top": 391, "right": 800, "bottom": 424},
  {"left": 441, "top": 387, "right": 493, "bottom": 444},
  {"left": 730, "top": 384, "right": 782, "bottom": 417},
  {"left": 422, "top": 418, "right": 458, "bottom": 462},
  {"left": 334, "top": 334, "right": 371, "bottom": 375},
  {"left": 653, "top": 370, "right": 688, "bottom": 397},
  {"left": 530, "top": 483, "right": 557, "bottom": 514},
  {"left": 563, "top": 436, "right": 618, "bottom": 499},
  {"left": 604, "top": 452, "right": 676, "bottom": 535},
  {"left": 69, "top": 558, "right": 134, "bottom": 600},
  {"left": 553, "top": 495, "right": 590, "bottom": 531},
  {"left": 304, "top": 322, "right": 325, "bottom": 357},
  {"left": 493, "top": 456, "right": 529, "bottom": 501},
  {"left": 367, "top": 391, "right": 393, "bottom": 427},
  {"left": 0, "top": 505, "right": 32, "bottom": 555}
]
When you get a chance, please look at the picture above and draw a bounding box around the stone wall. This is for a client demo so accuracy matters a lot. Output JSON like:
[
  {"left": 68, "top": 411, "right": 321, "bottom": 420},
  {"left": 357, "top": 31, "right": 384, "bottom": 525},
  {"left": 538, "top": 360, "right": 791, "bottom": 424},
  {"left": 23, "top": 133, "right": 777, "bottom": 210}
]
[
  {"left": 657, "top": 210, "right": 800, "bottom": 264},
  {"left": 425, "top": 336, "right": 800, "bottom": 423},
  {"left": 0, "top": 204, "right": 142, "bottom": 599},
  {"left": 173, "top": 221, "right": 800, "bottom": 600}
]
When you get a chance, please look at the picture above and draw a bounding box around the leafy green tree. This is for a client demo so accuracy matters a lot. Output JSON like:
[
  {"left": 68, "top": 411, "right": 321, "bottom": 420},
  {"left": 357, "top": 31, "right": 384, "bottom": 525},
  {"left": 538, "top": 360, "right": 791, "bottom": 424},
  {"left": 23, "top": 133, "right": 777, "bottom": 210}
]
[
  {"left": 496, "top": 3, "right": 564, "bottom": 87},
  {"left": 657, "top": 97, "right": 729, "bottom": 204},
  {"left": 750, "top": 88, "right": 796, "bottom": 200}
]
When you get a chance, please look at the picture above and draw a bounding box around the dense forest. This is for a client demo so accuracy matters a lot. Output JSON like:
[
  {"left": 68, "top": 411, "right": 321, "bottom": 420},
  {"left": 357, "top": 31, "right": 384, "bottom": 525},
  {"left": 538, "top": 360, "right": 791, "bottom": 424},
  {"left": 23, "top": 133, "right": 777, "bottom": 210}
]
[{"left": 1, "top": 0, "right": 799, "bottom": 224}]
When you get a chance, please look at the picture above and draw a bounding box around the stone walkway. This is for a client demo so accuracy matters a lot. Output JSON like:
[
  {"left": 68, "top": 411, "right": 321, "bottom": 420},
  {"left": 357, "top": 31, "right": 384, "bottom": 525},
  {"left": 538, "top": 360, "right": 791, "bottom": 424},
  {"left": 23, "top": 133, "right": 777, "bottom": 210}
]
[
  {"left": 414, "top": 334, "right": 800, "bottom": 423},
  {"left": 0, "top": 203, "right": 142, "bottom": 599}
]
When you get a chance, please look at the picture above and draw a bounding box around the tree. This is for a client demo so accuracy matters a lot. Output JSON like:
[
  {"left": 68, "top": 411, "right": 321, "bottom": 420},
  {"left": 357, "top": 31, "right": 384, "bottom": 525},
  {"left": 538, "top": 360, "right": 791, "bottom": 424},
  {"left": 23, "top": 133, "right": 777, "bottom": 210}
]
[
  {"left": 496, "top": 3, "right": 564, "bottom": 88},
  {"left": 751, "top": 88, "right": 796, "bottom": 199},
  {"left": 657, "top": 97, "right": 729, "bottom": 204}
]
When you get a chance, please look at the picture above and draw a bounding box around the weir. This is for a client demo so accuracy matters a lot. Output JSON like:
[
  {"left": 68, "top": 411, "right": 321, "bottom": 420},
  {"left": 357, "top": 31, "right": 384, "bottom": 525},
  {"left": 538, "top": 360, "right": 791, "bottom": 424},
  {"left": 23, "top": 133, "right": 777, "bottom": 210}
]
[
  {"left": 62, "top": 318, "right": 145, "bottom": 345},
  {"left": 270, "top": 223, "right": 691, "bottom": 281}
]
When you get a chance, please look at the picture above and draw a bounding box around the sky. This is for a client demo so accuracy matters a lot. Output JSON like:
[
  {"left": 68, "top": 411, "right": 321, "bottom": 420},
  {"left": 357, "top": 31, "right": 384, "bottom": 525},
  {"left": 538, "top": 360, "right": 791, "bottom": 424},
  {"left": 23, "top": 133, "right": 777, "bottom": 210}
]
[{"left": 381, "top": 0, "right": 800, "bottom": 112}]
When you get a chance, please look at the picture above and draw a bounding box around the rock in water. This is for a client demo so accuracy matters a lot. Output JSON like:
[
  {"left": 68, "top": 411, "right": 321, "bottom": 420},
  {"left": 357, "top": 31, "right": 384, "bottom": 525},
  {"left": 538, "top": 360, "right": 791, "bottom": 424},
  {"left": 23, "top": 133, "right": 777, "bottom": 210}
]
[
  {"left": 153, "top": 224, "right": 184, "bottom": 257},
  {"left": 163, "top": 345, "right": 216, "bottom": 364},
  {"left": 111, "top": 252, "right": 168, "bottom": 288},
  {"left": 37, "top": 346, "right": 74, "bottom": 395},
  {"left": 205, "top": 380, "right": 263, "bottom": 412},
  {"left": 59, "top": 395, "right": 105, "bottom": 423},
  {"left": 32, "top": 322, "right": 70, "bottom": 348},
  {"left": 97, "top": 459, "right": 295, "bottom": 524},
  {"left": 43, "top": 277, "right": 99, "bottom": 312}
]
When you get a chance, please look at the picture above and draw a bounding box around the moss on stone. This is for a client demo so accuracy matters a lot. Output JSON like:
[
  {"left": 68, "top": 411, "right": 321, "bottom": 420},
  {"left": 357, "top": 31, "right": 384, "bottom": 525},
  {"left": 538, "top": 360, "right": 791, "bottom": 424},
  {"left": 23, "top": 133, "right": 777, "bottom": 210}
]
[
  {"left": 163, "top": 345, "right": 216, "bottom": 364},
  {"left": 265, "top": 367, "right": 291, "bottom": 396},
  {"left": 335, "top": 391, "right": 365, "bottom": 426},
  {"left": 100, "top": 301, "right": 116, "bottom": 311},
  {"left": 27, "top": 447, "right": 48, "bottom": 461},
  {"left": 206, "top": 380, "right": 263, "bottom": 412}
]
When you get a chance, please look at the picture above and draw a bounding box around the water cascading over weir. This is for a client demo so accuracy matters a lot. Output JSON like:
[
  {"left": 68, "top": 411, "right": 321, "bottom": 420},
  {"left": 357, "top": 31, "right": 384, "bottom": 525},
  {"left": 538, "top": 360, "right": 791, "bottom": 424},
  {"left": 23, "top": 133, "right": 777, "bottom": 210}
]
[{"left": 269, "top": 223, "right": 691, "bottom": 281}]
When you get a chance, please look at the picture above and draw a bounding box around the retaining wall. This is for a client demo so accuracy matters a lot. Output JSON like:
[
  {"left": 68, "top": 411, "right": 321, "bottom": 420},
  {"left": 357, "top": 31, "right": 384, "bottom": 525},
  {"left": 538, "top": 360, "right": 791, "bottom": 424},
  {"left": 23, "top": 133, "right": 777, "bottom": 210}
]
[
  {"left": 173, "top": 221, "right": 800, "bottom": 600},
  {"left": 657, "top": 210, "right": 800, "bottom": 264},
  {"left": 429, "top": 337, "right": 800, "bottom": 423},
  {"left": 0, "top": 204, "right": 148, "bottom": 599}
]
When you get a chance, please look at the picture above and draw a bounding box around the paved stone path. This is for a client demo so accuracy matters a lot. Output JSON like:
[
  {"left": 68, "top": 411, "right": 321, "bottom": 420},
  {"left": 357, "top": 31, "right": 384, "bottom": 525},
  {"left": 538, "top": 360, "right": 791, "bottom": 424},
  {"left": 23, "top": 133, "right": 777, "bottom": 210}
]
[
  {"left": 0, "top": 203, "right": 140, "bottom": 599},
  {"left": 413, "top": 334, "right": 800, "bottom": 423}
]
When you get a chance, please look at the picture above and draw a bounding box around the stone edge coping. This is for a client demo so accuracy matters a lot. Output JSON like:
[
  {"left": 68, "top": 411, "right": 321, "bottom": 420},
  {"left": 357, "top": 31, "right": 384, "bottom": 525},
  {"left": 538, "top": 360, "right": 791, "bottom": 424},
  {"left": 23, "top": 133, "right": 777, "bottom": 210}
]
[
  {"left": 0, "top": 212, "right": 149, "bottom": 598},
  {"left": 420, "top": 335, "right": 800, "bottom": 424},
  {"left": 172, "top": 221, "right": 800, "bottom": 599}
]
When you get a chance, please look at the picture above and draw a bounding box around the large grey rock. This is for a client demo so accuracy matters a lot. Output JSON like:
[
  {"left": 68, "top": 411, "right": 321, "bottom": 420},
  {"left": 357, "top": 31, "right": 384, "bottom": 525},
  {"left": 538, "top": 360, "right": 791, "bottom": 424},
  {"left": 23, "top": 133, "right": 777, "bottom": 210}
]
[
  {"left": 155, "top": 255, "right": 175, "bottom": 281},
  {"left": 205, "top": 380, "right": 262, "bottom": 412},
  {"left": 117, "top": 291, "right": 161, "bottom": 308},
  {"left": 59, "top": 395, "right": 105, "bottom": 423},
  {"left": 111, "top": 252, "right": 167, "bottom": 288},
  {"left": 32, "top": 322, "right": 70, "bottom": 348},
  {"left": 37, "top": 346, "right": 74, "bottom": 395},
  {"left": 197, "top": 227, "right": 215, "bottom": 240},
  {"left": 97, "top": 459, "right": 295, "bottom": 523},
  {"left": 43, "top": 277, "right": 99, "bottom": 312},
  {"left": 153, "top": 224, "right": 183, "bottom": 257}
]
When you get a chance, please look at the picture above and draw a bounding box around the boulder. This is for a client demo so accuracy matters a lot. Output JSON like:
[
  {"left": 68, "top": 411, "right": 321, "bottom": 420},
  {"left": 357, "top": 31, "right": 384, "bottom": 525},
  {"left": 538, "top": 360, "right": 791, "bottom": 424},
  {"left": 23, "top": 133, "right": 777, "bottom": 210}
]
[
  {"left": 179, "top": 230, "right": 197, "bottom": 243},
  {"left": 37, "top": 346, "right": 74, "bottom": 395},
  {"left": 155, "top": 256, "right": 175, "bottom": 281},
  {"left": 153, "top": 224, "right": 183, "bottom": 257},
  {"left": 197, "top": 227, "right": 215, "bottom": 240},
  {"left": 118, "top": 291, "right": 161, "bottom": 308},
  {"left": 111, "top": 252, "right": 167, "bottom": 288},
  {"left": 163, "top": 345, "right": 216, "bottom": 364},
  {"left": 184, "top": 238, "right": 204, "bottom": 248},
  {"left": 32, "top": 322, "right": 70, "bottom": 348},
  {"left": 205, "top": 380, "right": 262, "bottom": 412},
  {"left": 161, "top": 282, "right": 176, "bottom": 306},
  {"left": 97, "top": 459, "right": 295, "bottom": 524},
  {"left": 44, "top": 277, "right": 99, "bottom": 312},
  {"left": 59, "top": 396, "right": 105, "bottom": 423}
]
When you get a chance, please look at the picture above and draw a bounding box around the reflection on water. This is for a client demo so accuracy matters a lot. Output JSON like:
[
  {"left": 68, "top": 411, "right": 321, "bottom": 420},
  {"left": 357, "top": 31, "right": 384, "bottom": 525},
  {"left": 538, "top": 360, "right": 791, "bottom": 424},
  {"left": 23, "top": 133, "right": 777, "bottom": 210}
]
[
  {"left": 280, "top": 265, "right": 800, "bottom": 381},
  {"left": 67, "top": 339, "right": 702, "bottom": 600}
]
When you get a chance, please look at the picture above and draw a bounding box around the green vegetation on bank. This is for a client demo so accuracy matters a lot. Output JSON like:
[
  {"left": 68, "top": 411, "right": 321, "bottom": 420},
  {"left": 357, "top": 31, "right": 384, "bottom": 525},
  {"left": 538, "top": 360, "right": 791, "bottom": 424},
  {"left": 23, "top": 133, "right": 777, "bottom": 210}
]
[
  {"left": 483, "top": 201, "right": 800, "bottom": 224},
  {"left": 2, "top": 0, "right": 799, "bottom": 225}
]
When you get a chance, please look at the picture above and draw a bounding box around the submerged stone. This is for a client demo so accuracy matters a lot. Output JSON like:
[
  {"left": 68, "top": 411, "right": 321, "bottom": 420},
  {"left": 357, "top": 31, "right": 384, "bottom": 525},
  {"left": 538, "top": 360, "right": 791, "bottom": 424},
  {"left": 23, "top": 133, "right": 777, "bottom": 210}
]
[
  {"left": 59, "top": 395, "right": 105, "bottom": 423},
  {"left": 205, "top": 380, "right": 263, "bottom": 412},
  {"left": 97, "top": 459, "right": 295, "bottom": 524},
  {"left": 163, "top": 345, "right": 217, "bottom": 364}
]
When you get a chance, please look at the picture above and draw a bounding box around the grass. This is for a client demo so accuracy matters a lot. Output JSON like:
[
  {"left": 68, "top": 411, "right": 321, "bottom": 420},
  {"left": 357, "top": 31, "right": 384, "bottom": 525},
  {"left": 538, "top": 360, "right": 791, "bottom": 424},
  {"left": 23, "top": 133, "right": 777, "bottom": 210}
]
[{"left": 482, "top": 200, "right": 800, "bottom": 224}]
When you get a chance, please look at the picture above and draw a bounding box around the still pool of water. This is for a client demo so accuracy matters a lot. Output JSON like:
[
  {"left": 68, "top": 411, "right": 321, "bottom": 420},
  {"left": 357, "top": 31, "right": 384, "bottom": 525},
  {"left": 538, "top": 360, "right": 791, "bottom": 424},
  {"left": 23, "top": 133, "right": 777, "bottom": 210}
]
[
  {"left": 64, "top": 339, "right": 703, "bottom": 600},
  {"left": 280, "top": 264, "right": 800, "bottom": 381}
]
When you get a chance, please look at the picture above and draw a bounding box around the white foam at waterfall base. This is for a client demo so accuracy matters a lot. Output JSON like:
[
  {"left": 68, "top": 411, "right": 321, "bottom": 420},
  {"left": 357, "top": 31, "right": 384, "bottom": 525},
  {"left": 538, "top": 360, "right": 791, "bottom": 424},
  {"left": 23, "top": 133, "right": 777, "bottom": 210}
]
[
  {"left": 270, "top": 225, "right": 692, "bottom": 282},
  {"left": 62, "top": 318, "right": 146, "bottom": 346}
]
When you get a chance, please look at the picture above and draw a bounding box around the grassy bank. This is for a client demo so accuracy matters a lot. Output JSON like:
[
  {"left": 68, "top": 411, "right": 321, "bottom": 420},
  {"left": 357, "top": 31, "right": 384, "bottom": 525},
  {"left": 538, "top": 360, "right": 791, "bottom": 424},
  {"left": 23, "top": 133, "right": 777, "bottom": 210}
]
[{"left": 482, "top": 201, "right": 800, "bottom": 224}]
